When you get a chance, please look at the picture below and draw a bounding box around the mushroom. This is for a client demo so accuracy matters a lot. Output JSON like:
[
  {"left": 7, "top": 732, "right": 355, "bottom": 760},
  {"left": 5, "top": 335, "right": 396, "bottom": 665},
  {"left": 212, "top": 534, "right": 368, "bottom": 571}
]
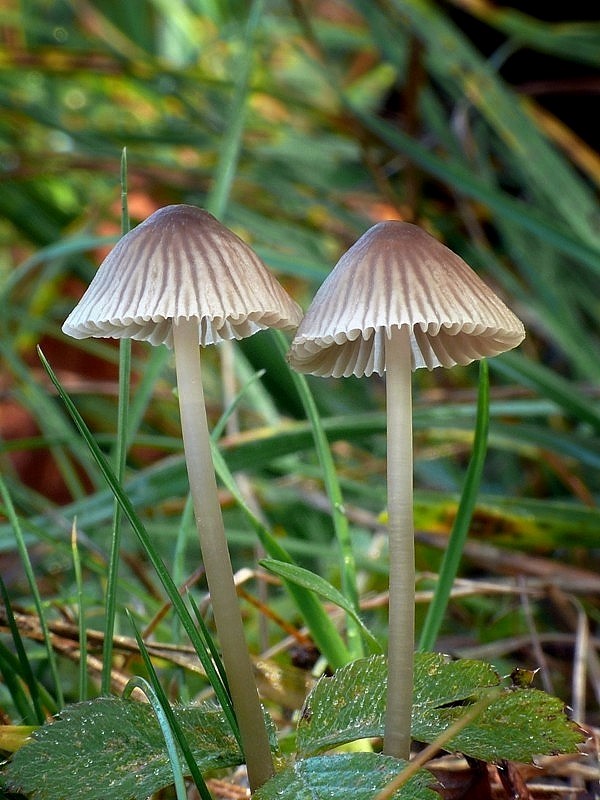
[
  {"left": 63, "top": 203, "right": 303, "bottom": 790},
  {"left": 288, "top": 220, "right": 525, "bottom": 760}
]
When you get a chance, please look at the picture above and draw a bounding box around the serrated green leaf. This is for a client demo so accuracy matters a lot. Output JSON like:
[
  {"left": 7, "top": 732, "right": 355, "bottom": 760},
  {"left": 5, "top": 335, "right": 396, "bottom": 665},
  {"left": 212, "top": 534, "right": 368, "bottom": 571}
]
[
  {"left": 253, "top": 753, "right": 438, "bottom": 800},
  {"left": 417, "top": 687, "right": 584, "bottom": 763},
  {"left": 5, "top": 698, "right": 243, "bottom": 800},
  {"left": 297, "top": 653, "right": 497, "bottom": 754},
  {"left": 297, "top": 654, "right": 583, "bottom": 763},
  {"left": 413, "top": 653, "right": 500, "bottom": 709},
  {"left": 297, "top": 657, "right": 387, "bottom": 753}
]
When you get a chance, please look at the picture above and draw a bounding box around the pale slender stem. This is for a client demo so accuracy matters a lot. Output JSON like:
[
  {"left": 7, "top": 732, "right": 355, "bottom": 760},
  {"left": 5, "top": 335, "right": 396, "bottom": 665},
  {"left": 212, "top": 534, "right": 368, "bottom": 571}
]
[
  {"left": 172, "top": 319, "right": 274, "bottom": 791},
  {"left": 383, "top": 326, "right": 415, "bottom": 760}
]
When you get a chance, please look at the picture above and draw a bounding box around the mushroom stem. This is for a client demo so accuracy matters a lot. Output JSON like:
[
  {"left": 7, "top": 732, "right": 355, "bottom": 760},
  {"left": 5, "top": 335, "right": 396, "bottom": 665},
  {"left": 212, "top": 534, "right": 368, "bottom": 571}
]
[
  {"left": 172, "top": 318, "right": 274, "bottom": 791},
  {"left": 383, "top": 325, "right": 415, "bottom": 761}
]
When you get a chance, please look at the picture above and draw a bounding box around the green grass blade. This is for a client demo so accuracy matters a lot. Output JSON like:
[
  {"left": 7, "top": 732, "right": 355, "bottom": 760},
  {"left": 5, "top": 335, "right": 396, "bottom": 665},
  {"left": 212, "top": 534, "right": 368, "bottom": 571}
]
[
  {"left": 0, "top": 344, "right": 97, "bottom": 499},
  {"left": 122, "top": 676, "right": 189, "bottom": 800},
  {"left": 0, "top": 577, "right": 44, "bottom": 724},
  {"left": 70, "top": 521, "right": 88, "bottom": 702},
  {"left": 37, "top": 346, "right": 241, "bottom": 743},
  {"left": 206, "top": 0, "right": 264, "bottom": 220},
  {"left": 261, "top": 558, "right": 382, "bottom": 655},
  {"left": 419, "top": 360, "right": 490, "bottom": 651},
  {"left": 210, "top": 443, "right": 351, "bottom": 668},
  {"left": 187, "top": 591, "right": 231, "bottom": 696},
  {"left": 271, "top": 329, "right": 363, "bottom": 659},
  {"left": 211, "top": 369, "right": 267, "bottom": 441},
  {"left": 126, "top": 621, "right": 213, "bottom": 800},
  {"left": 102, "top": 152, "right": 132, "bottom": 695},
  {"left": 0, "top": 474, "right": 64, "bottom": 708},
  {"left": 492, "top": 351, "right": 600, "bottom": 431},
  {"left": 359, "top": 0, "right": 599, "bottom": 249},
  {"left": 0, "top": 642, "right": 38, "bottom": 724},
  {"left": 125, "top": 346, "right": 172, "bottom": 446},
  {"left": 101, "top": 337, "right": 131, "bottom": 694},
  {"left": 341, "top": 103, "right": 600, "bottom": 273},
  {"left": 0, "top": 634, "right": 57, "bottom": 717},
  {"left": 172, "top": 493, "right": 195, "bottom": 591}
]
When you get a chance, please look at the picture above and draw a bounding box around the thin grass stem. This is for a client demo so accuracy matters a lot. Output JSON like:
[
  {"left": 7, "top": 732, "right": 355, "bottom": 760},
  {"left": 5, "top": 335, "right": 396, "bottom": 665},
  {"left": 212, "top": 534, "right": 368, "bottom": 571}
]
[
  {"left": 102, "top": 150, "right": 132, "bottom": 695},
  {"left": 0, "top": 474, "right": 64, "bottom": 709},
  {"left": 126, "top": 617, "right": 214, "bottom": 800},
  {"left": 419, "top": 359, "right": 490, "bottom": 651},
  {"left": 272, "top": 329, "right": 363, "bottom": 660},
  {"left": 122, "top": 676, "right": 191, "bottom": 800},
  {"left": 0, "top": 577, "right": 44, "bottom": 724},
  {"left": 70, "top": 520, "right": 89, "bottom": 701}
]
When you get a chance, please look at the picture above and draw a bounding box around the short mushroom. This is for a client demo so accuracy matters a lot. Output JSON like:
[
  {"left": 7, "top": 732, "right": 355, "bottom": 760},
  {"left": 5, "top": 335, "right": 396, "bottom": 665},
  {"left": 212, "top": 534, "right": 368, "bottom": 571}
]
[
  {"left": 63, "top": 203, "right": 303, "bottom": 790},
  {"left": 288, "top": 220, "right": 525, "bottom": 760}
]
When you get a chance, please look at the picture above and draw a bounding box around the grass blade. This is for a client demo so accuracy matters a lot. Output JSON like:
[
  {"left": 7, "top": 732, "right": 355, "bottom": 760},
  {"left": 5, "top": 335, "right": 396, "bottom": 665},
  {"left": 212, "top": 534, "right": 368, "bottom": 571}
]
[
  {"left": 491, "top": 351, "right": 600, "bottom": 431},
  {"left": 210, "top": 443, "right": 351, "bottom": 668},
  {"left": 261, "top": 558, "right": 382, "bottom": 655},
  {"left": 419, "top": 360, "right": 490, "bottom": 651},
  {"left": 37, "top": 346, "right": 241, "bottom": 744},
  {"left": 0, "top": 579, "right": 44, "bottom": 724},
  {"left": 187, "top": 591, "right": 231, "bottom": 697},
  {"left": 0, "top": 642, "right": 38, "bottom": 724},
  {"left": 271, "top": 329, "right": 363, "bottom": 659},
  {"left": 123, "top": 675, "right": 189, "bottom": 800},
  {"left": 0, "top": 474, "right": 64, "bottom": 708},
  {"left": 102, "top": 151, "right": 132, "bottom": 695},
  {"left": 126, "top": 620, "right": 214, "bottom": 800},
  {"left": 70, "top": 520, "right": 89, "bottom": 701}
]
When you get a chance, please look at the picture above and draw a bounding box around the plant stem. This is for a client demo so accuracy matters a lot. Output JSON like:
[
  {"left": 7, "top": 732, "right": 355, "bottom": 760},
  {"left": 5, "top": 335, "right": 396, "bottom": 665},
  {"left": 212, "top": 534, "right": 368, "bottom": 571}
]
[
  {"left": 172, "top": 318, "right": 274, "bottom": 791},
  {"left": 383, "top": 326, "right": 414, "bottom": 760}
]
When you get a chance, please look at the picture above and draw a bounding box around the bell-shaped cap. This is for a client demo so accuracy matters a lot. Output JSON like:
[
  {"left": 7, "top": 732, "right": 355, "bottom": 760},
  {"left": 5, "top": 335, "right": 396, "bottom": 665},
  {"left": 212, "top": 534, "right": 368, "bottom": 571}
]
[
  {"left": 288, "top": 221, "right": 525, "bottom": 377},
  {"left": 63, "top": 204, "right": 303, "bottom": 348}
]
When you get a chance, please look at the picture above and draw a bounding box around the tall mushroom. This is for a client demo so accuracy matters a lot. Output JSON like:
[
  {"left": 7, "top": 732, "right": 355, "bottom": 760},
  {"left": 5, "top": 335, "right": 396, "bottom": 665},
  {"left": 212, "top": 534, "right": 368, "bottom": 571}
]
[
  {"left": 63, "top": 203, "right": 303, "bottom": 790},
  {"left": 288, "top": 220, "right": 525, "bottom": 760}
]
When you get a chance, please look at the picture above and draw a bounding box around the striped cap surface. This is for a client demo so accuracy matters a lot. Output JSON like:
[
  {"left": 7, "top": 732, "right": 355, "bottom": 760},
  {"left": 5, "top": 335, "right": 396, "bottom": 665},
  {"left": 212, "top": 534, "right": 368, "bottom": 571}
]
[
  {"left": 62, "top": 205, "right": 303, "bottom": 348},
  {"left": 288, "top": 221, "right": 525, "bottom": 377}
]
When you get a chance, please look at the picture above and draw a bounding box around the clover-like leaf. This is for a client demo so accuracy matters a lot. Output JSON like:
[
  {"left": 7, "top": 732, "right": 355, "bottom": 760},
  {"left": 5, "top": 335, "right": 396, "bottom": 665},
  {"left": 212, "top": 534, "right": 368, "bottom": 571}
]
[
  {"left": 297, "top": 653, "right": 584, "bottom": 763},
  {"left": 417, "top": 685, "right": 584, "bottom": 762},
  {"left": 253, "top": 753, "right": 437, "bottom": 800},
  {"left": 4, "top": 697, "right": 244, "bottom": 800}
]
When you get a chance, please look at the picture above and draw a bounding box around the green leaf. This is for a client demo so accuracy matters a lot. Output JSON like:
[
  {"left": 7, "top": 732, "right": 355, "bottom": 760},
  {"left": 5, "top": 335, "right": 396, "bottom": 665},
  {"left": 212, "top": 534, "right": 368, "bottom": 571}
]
[
  {"left": 5, "top": 698, "right": 243, "bottom": 800},
  {"left": 412, "top": 652, "right": 501, "bottom": 709},
  {"left": 297, "top": 654, "right": 583, "bottom": 763},
  {"left": 417, "top": 687, "right": 584, "bottom": 763},
  {"left": 298, "top": 657, "right": 388, "bottom": 754},
  {"left": 253, "top": 753, "right": 437, "bottom": 800},
  {"left": 261, "top": 558, "right": 382, "bottom": 654}
]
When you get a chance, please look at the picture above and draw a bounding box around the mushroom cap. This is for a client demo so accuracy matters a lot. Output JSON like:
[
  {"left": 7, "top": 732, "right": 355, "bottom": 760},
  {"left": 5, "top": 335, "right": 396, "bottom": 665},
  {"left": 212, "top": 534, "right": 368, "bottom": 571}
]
[
  {"left": 288, "top": 221, "right": 525, "bottom": 377},
  {"left": 62, "top": 204, "right": 303, "bottom": 348}
]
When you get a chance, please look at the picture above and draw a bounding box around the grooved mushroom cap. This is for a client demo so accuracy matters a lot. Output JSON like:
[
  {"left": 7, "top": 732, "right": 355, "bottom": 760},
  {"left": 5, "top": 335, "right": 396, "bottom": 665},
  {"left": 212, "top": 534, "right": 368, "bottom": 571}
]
[
  {"left": 288, "top": 221, "right": 525, "bottom": 377},
  {"left": 62, "top": 204, "right": 303, "bottom": 348}
]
